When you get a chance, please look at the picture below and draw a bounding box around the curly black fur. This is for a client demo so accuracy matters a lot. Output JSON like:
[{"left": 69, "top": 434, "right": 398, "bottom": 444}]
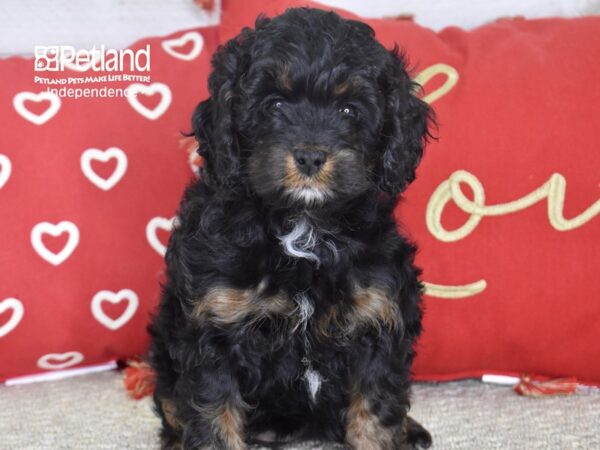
[{"left": 148, "top": 7, "right": 434, "bottom": 450}]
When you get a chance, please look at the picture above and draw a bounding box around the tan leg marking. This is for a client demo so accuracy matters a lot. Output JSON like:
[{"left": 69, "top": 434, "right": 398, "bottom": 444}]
[
  {"left": 192, "top": 287, "right": 294, "bottom": 327},
  {"left": 317, "top": 286, "right": 400, "bottom": 339},
  {"left": 212, "top": 404, "right": 247, "bottom": 450},
  {"left": 352, "top": 286, "right": 401, "bottom": 333},
  {"left": 345, "top": 390, "right": 394, "bottom": 450},
  {"left": 160, "top": 398, "right": 182, "bottom": 430}
]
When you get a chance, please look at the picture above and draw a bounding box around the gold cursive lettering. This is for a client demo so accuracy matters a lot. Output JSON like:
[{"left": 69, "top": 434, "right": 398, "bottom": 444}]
[
  {"left": 414, "top": 63, "right": 459, "bottom": 104},
  {"left": 421, "top": 170, "right": 599, "bottom": 299},
  {"left": 427, "top": 170, "right": 600, "bottom": 242}
]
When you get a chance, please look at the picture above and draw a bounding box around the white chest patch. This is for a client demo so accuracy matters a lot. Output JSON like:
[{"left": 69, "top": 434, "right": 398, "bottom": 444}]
[
  {"left": 290, "top": 293, "right": 322, "bottom": 402},
  {"left": 277, "top": 217, "right": 320, "bottom": 264},
  {"left": 303, "top": 367, "right": 322, "bottom": 402},
  {"left": 277, "top": 217, "right": 340, "bottom": 267}
]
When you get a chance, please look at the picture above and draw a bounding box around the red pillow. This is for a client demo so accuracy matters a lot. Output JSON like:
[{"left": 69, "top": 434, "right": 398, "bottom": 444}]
[
  {"left": 220, "top": 0, "right": 600, "bottom": 384},
  {"left": 2, "top": 4, "right": 599, "bottom": 387},
  {"left": 0, "top": 28, "right": 217, "bottom": 382}
]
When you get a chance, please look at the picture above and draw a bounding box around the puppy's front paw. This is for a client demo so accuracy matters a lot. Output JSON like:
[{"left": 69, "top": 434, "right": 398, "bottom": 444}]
[
  {"left": 402, "top": 416, "right": 432, "bottom": 449},
  {"left": 160, "top": 435, "right": 182, "bottom": 450}
]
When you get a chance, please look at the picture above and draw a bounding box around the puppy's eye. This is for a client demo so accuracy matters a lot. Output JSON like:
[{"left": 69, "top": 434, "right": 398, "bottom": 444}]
[{"left": 338, "top": 105, "right": 355, "bottom": 116}]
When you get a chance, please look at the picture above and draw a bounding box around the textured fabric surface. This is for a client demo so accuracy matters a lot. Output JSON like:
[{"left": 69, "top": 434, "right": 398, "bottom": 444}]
[{"left": 1, "top": 371, "right": 599, "bottom": 449}]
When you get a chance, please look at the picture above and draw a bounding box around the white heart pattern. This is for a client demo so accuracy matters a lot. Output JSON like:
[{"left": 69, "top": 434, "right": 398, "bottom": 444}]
[
  {"left": 80, "top": 147, "right": 128, "bottom": 191},
  {"left": 161, "top": 31, "right": 204, "bottom": 61},
  {"left": 37, "top": 351, "right": 84, "bottom": 370},
  {"left": 31, "top": 221, "right": 80, "bottom": 266},
  {"left": 0, "top": 154, "right": 11, "bottom": 188},
  {"left": 0, "top": 298, "right": 24, "bottom": 338},
  {"left": 13, "top": 91, "right": 61, "bottom": 125},
  {"left": 146, "top": 216, "right": 175, "bottom": 256},
  {"left": 91, "top": 289, "right": 139, "bottom": 330},
  {"left": 126, "top": 83, "right": 172, "bottom": 120}
]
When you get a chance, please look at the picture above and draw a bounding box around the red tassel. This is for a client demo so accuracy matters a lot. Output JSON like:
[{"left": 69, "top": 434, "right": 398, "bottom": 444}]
[
  {"left": 179, "top": 135, "right": 198, "bottom": 155},
  {"left": 180, "top": 135, "right": 203, "bottom": 176},
  {"left": 513, "top": 374, "right": 578, "bottom": 397},
  {"left": 123, "top": 359, "right": 156, "bottom": 400}
]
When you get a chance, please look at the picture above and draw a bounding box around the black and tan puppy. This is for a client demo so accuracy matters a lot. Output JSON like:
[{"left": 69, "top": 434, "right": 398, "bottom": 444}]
[{"left": 148, "top": 7, "right": 433, "bottom": 450}]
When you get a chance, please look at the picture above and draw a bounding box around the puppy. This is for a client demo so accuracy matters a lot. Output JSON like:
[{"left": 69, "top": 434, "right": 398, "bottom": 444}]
[{"left": 148, "top": 7, "right": 433, "bottom": 450}]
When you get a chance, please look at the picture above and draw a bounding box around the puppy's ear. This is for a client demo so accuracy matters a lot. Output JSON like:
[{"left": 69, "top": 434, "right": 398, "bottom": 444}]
[
  {"left": 191, "top": 25, "right": 259, "bottom": 186},
  {"left": 378, "top": 48, "right": 433, "bottom": 195},
  {"left": 191, "top": 96, "right": 213, "bottom": 155}
]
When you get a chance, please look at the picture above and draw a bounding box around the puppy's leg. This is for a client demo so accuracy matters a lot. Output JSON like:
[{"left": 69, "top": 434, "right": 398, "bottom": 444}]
[
  {"left": 152, "top": 358, "right": 247, "bottom": 450},
  {"left": 345, "top": 387, "right": 396, "bottom": 450},
  {"left": 343, "top": 332, "right": 431, "bottom": 450},
  {"left": 344, "top": 386, "right": 431, "bottom": 450},
  {"left": 154, "top": 395, "right": 183, "bottom": 450},
  {"left": 150, "top": 290, "right": 250, "bottom": 449},
  {"left": 183, "top": 399, "right": 247, "bottom": 450},
  {"left": 404, "top": 416, "right": 432, "bottom": 449},
  {"left": 155, "top": 392, "right": 247, "bottom": 450},
  {"left": 172, "top": 365, "right": 248, "bottom": 450},
  {"left": 149, "top": 327, "right": 185, "bottom": 449}
]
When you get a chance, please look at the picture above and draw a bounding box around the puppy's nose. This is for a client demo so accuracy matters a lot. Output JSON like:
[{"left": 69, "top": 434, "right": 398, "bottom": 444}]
[{"left": 293, "top": 149, "right": 327, "bottom": 176}]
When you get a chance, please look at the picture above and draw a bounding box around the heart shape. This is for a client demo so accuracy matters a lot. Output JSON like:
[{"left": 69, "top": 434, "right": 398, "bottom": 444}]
[
  {"left": 80, "top": 147, "right": 128, "bottom": 191},
  {"left": 146, "top": 216, "right": 175, "bottom": 256},
  {"left": 37, "top": 351, "right": 84, "bottom": 370},
  {"left": 0, "top": 154, "right": 11, "bottom": 189},
  {"left": 0, "top": 298, "right": 24, "bottom": 338},
  {"left": 91, "top": 289, "right": 139, "bottom": 330},
  {"left": 13, "top": 91, "right": 61, "bottom": 125},
  {"left": 126, "top": 83, "right": 172, "bottom": 120},
  {"left": 31, "top": 221, "right": 79, "bottom": 266},
  {"left": 161, "top": 31, "right": 204, "bottom": 61}
]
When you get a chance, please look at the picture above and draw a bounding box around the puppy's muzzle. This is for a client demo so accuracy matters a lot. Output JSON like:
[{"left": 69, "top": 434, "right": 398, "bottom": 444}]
[{"left": 293, "top": 148, "right": 327, "bottom": 176}]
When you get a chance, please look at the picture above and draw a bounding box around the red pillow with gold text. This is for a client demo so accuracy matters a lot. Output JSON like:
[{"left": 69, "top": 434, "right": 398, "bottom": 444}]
[
  {"left": 221, "top": 0, "right": 600, "bottom": 384},
  {"left": 0, "top": 28, "right": 217, "bottom": 382}
]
